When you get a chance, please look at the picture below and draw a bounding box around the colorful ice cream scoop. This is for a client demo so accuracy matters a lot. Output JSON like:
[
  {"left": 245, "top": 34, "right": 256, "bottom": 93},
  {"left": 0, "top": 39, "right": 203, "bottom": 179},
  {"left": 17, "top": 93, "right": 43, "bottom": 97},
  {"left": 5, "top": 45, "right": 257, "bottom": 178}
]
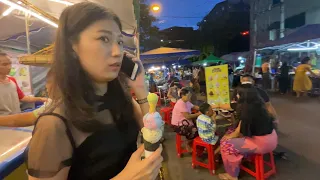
[
  {"left": 141, "top": 127, "right": 163, "bottom": 144},
  {"left": 147, "top": 93, "right": 158, "bottom": 113},
  {"left": 147, "top": 93, "right": 158, "bottom": 103},
  {"left": 143, "top": 112, "right": 164, "bottom": 130}
]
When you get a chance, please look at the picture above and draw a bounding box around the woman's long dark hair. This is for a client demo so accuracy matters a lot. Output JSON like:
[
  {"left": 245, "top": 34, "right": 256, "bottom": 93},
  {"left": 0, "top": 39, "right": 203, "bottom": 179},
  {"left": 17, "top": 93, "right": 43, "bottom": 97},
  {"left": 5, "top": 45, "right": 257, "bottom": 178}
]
[
  {"left": 236, "top": 85, "right": 274, "bottom": 136},
  {"left": 280, "top": 62, "right": 289, "bottom": 76},
  {"left": 50, "top": 2, "right": 134, "bottom": 132},
  {"left": 301, "top": 57, "right": 310, "bottom": 64}
]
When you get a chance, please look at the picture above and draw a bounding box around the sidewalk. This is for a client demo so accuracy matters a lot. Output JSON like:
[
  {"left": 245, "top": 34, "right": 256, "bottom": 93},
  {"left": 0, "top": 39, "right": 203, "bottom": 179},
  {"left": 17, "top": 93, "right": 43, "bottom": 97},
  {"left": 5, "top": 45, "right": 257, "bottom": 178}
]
[{"left": 161, "top": 95, "right": 320, "bottom": 180}]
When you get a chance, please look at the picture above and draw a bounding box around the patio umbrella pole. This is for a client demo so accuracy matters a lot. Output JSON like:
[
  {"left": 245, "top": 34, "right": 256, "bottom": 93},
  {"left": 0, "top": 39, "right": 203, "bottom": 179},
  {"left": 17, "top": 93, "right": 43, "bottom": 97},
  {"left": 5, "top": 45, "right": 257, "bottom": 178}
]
[
  {"left": 25, "top": 12, "right": 31, "bottom": 54},
  {"left": 252, "top": 49, "right": 257, "bottom": 75}
]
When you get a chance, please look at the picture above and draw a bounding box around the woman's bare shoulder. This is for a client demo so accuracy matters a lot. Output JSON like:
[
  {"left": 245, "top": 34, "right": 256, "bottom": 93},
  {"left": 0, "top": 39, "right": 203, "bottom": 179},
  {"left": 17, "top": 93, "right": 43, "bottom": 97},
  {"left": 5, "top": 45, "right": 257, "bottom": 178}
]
[{"left": 35, "top": 112, "right": 67, "bottom": 132}]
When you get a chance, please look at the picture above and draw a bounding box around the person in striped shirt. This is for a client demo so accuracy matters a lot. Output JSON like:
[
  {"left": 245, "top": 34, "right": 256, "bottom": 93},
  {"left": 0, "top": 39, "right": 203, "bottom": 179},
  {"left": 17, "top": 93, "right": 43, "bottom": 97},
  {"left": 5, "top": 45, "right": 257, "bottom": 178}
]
[{"left": 196, "top": 103, "right": 219, "bottom": 145}]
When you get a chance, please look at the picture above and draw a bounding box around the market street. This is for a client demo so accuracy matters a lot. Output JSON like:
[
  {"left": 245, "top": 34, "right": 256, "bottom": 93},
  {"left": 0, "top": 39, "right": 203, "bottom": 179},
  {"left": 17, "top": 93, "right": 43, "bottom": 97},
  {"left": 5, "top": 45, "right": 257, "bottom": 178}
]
[{"left": 162, "top": 94, "right": 320, "bottom": 180}]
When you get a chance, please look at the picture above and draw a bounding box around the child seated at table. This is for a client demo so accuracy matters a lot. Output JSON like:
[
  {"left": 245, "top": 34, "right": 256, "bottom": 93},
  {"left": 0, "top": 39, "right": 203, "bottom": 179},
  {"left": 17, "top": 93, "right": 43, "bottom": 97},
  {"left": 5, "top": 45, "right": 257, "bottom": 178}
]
[{"left": 196, "top": 103, "right": 221, "bottom": 154}]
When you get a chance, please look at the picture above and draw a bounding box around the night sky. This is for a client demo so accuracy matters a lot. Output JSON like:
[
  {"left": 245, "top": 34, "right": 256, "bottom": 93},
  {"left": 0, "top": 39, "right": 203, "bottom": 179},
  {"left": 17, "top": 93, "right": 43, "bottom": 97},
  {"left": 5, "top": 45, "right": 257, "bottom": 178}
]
[{"left": 147, "top": 0, "right": 224, "bottom": 30}]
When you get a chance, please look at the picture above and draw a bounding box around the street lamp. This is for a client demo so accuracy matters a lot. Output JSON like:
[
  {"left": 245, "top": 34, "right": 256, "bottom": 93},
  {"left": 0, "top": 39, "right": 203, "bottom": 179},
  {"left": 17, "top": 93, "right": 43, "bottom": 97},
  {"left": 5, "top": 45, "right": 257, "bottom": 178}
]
[{"left": 151, "top": 4, "right": 160, "bottom": 12}]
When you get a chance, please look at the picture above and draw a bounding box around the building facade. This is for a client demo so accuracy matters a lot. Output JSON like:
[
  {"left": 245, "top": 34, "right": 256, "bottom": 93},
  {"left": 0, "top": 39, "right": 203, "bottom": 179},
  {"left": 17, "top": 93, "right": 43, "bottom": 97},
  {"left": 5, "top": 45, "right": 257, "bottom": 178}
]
[
  {"left": 251, "top": 0, "right": 320, "bottom": 48},
  {"left": 159, "top": 26, "right": 197, "bottom": 49},
  {"left": 197, "top": 0, "right": 250, "bottom": 56}
]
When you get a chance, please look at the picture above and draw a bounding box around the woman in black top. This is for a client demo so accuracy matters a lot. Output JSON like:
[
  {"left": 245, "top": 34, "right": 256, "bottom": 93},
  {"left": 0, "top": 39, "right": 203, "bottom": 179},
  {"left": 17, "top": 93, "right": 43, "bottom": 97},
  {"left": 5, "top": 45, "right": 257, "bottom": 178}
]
[
  {"left": 227, "top": 64, "right": 234, "bottom": 89},
  {"left": 279, "top": 62, "right": 290, "bottom": 94},
  {"left": 26, "top": 2, "right": 162, "bottom": 180},
  {"left": 218, "top": 86, "right": 277, "bottom": 180}
]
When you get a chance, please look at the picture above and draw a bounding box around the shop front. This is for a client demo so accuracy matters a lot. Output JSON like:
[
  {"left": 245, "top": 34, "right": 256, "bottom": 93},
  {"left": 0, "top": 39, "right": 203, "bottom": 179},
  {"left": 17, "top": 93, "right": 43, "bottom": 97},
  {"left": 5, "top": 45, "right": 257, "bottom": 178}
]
[{"left": 253, "top": 24, "right": 320, "bottom": 93}]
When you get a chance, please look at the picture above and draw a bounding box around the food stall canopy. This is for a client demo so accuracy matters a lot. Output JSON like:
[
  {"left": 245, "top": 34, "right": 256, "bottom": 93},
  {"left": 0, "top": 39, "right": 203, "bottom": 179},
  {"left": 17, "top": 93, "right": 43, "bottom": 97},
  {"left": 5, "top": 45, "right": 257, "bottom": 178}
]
[
  {"left": 141, "top": 47, "right": 200, "bottom": 64},
  {"left": 0, "top": 1, "right": 138, "bottom": 178},
  {"left": 220, "top": 51, "right": 249, "bottom": 62},
  {"left": 0, "top": 0, "right": 137, "bottom": 54},
  {"left": 144, "top": 59, "right": 191, "bottom": 68},
  {"left": 192, "top": 54, "right": 225, "bottom": 66},
  {"left": 168, "top": 59, "right": 191, "bottom": 65},
  {"left": 258, "top": 24, "right": 320, "bottom": 50}
]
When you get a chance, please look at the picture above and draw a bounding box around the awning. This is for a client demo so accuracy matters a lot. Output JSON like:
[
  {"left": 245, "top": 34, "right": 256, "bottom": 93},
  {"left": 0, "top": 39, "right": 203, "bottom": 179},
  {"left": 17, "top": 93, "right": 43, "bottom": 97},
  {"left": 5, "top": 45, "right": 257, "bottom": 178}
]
[
  {"left": 140, "top": 47, "right": 200, "bottom": 64},
  {"left": 258, "top": 24, "right": 320, "bottom": 49},
  {"left": 144, "top": 59, "right": 191, "bottom": 68},
  {"left": 192, "top": 54, "right": 225, "bottom": 66},
  {"left": 0, "top": 0, "right": 137, "bottom": 54},
  {"left": 220, "top": 51, "right": 250, "bottom": 62}
]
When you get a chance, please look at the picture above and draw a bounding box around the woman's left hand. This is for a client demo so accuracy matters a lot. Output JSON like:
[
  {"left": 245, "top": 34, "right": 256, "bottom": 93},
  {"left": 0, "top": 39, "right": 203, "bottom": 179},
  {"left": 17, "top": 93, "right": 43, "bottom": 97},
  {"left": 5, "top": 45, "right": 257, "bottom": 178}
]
[
  {"left": 124, "top": 52, "right": 148, "bottom": 96},
  {"left": 222, "top": 133, "right": 238, "bottom": 140}
]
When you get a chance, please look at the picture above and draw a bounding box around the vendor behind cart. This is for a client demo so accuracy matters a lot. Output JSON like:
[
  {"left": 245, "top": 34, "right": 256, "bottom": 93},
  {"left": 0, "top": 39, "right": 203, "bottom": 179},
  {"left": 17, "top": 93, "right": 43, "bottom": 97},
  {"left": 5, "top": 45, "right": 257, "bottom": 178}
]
[
  {"left": 0, "top": 52, "right": 47, "bottom": 115},
  {"left": 0, "top": 69, "right": 54, "bottom": 126}
]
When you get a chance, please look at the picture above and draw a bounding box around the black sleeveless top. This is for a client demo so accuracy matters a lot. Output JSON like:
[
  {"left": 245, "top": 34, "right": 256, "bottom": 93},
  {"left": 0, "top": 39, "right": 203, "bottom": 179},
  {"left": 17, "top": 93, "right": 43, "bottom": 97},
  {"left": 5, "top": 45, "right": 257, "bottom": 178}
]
[{"left": 25, "top": 98, "right": 139, "bottom": 180}]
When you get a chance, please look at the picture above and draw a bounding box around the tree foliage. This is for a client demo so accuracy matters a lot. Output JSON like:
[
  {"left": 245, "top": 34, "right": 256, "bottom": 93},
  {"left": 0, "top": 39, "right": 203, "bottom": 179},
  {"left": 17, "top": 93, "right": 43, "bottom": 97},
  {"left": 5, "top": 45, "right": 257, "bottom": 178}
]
[{"left": 139, "top": 0, "right": 161, "bottom": 51}]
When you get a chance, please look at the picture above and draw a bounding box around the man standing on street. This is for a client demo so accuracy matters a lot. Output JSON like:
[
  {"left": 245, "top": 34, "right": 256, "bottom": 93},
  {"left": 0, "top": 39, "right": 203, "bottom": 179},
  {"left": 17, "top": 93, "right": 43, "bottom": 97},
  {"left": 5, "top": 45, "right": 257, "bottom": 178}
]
[{"left": 262, "top": 58, "right": 271, "bottom": 90}]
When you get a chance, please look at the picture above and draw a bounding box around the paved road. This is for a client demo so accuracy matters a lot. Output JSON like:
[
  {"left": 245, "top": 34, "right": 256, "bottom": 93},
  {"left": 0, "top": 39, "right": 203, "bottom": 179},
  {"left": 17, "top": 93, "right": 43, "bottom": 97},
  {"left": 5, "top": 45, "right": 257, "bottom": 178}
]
[{"left": 162, "top": 95, "right": 320, "bottom": 180}]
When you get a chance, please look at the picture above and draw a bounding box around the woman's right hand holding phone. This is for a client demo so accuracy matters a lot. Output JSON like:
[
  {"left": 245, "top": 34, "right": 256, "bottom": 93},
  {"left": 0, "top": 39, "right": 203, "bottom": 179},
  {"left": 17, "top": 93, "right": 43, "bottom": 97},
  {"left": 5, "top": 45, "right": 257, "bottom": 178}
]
[{"left": 112, "top": 145, "right": 163, "bottom": 180}]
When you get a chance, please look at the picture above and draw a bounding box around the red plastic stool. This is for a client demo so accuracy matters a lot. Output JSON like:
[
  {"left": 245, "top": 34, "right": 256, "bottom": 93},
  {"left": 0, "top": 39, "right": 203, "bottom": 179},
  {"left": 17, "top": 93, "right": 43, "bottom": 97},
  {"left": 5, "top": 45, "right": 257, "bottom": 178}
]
[
  {"left": 170, "top": 101, "right": 176, "bottom": 107},
  {"left": 157, "top": 97, "right": 161, "bottom": 107},
  {"left": 154, "top": 92, "right": 161, "bottom": 107},
  {"left": 175, "top": 134, "right": 189, "bottom": 158},
  {"left": 160, "top": 107, "right": 173, "bottom": 124},
  {"left": 240, "top": 152, "right": 276, "bottom": 180},
  {"left": 191, "top": 137, "right": 216, "bottom": 175},
  {"left": 191, "top": 109, "right": 199, "bottom": 114}
]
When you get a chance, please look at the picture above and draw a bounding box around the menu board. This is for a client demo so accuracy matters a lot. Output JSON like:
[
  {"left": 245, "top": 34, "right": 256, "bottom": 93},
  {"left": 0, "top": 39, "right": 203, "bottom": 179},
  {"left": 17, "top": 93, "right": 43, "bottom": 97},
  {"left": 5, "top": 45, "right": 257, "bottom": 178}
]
[
  {"left": 9, "top": 60, "right": 32, "bottom": 95},
  {"left": 205, "top": 64, "right": 230, "bottom": 106}
]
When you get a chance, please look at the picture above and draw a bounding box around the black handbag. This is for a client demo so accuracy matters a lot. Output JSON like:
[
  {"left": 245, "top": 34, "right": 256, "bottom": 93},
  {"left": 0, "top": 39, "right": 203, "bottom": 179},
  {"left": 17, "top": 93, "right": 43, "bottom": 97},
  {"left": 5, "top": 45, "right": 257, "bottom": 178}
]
[{"left": 173, "top": 120, "right": 198, "bottom": 140}]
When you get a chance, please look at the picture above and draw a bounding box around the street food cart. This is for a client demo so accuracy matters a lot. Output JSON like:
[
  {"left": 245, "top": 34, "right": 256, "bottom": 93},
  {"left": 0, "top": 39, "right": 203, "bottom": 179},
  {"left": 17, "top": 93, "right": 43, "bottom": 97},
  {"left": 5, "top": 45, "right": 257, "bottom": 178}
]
[
  {"left": 253, "top": 24, "right": 320, "bottom": 93},
  {"left": 0, "top": 127, "right": 32, "bottom": 179}
]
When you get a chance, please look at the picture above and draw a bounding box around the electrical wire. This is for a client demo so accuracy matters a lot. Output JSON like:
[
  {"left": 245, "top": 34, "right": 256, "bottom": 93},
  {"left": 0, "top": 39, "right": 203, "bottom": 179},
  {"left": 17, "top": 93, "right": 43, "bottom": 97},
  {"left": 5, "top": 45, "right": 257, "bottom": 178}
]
[
  {"left": 0, "top": 26, "right": 47, "bottom": 42},
  {"left": 158, "top": 16, "right": 203, "bottom": 19}
]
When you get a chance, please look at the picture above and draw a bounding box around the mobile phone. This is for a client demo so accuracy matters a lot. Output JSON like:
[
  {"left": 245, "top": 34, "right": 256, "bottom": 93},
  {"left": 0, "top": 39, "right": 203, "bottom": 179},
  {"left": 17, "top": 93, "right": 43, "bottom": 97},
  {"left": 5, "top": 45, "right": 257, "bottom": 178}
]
[{"left": 121, "top": 55, "right": 140, "bottom": 81}]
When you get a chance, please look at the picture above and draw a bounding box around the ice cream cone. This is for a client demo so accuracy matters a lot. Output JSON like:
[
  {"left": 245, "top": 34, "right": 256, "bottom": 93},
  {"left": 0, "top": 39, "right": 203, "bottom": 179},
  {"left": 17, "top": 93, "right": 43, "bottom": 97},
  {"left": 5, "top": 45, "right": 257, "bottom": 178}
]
[
  {"left": 139, "top": 93, "right": 165, "bottom": 179},
  {"left": 143, "top": 138, "right": 161, "bottom": 158},
  {"left": 142, "top": 93, "right": 164, "bottom": 158}
]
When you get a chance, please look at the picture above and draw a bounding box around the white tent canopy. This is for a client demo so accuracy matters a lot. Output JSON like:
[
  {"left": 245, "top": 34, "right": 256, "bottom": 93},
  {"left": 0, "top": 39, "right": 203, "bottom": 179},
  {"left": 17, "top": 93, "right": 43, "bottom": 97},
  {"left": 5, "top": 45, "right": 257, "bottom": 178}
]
[
  {"left": 0, "top": 0, "right": 138, "bottom": 95},
  {"left": 0, "top": 0, "right": 137, "bottom": 53}
]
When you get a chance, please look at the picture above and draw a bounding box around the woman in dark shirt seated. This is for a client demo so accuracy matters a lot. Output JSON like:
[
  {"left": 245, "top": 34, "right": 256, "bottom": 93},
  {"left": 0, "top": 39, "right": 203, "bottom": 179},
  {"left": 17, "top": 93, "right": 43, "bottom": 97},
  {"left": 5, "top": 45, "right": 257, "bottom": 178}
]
[{"left": 218, "top": 86, "right": 277, "bottom": 180}]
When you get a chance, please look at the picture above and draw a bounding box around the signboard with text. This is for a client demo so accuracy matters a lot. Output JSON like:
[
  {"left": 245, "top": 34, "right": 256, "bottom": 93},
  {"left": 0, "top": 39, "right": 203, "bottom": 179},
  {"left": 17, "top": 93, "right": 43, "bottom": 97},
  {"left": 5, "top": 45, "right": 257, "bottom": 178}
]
[{"left": 205, "top": 64, "right": 230, "bottom": 106}]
